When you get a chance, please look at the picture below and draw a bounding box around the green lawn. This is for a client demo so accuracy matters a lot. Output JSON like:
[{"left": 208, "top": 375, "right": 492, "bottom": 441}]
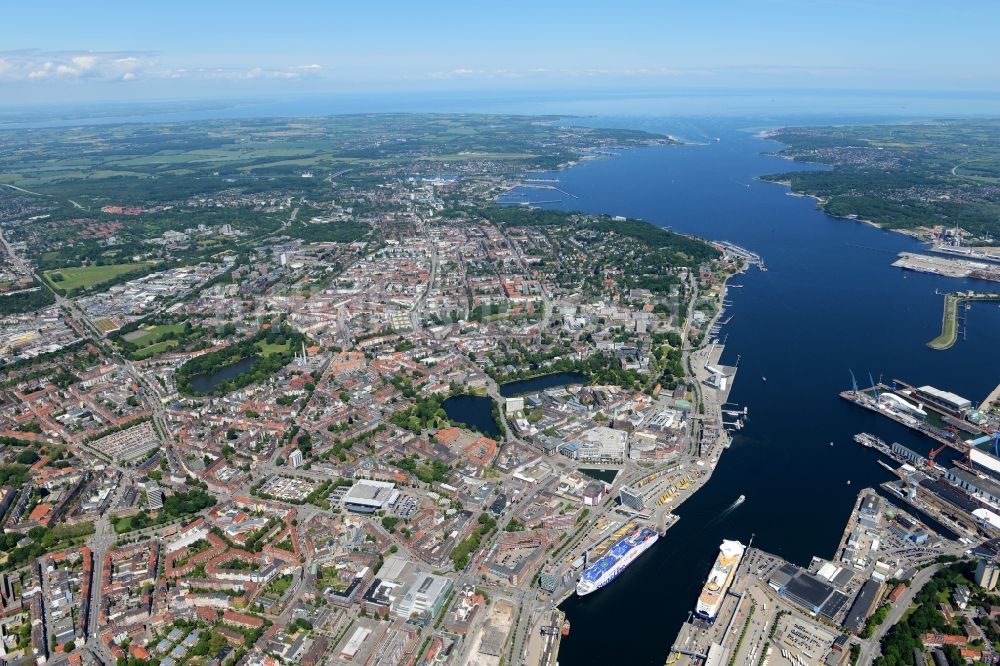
[
  {"left": 264, "top": 574, "right": 294, "bottom": 598},
  {"left": 132, "top": 339, "right": 179, "bottom": 360},
  {"left": 113, "top": 516, "right": 135, "bottom": 533},
  {"left": 123, "top": 324, "right": 200, "bottom": 360},
  {"left": 123, "top": 323, "right": 184, "bottom": 345},
  {"left": 255, "top": 340, "right": 291, "bottom": 357},
  {"left": 44, "top": 262, "right": 153, "bottom": 293}
]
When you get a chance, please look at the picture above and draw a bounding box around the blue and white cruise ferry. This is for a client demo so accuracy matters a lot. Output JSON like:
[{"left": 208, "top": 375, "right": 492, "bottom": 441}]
[{"left": 576, "top": 525, "right": 659, "bottom": 596}]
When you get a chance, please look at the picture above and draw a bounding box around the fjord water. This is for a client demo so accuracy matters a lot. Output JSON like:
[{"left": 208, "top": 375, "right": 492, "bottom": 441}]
[{"left": 540, "top": 118, "right": 1000, "bottom": 665}]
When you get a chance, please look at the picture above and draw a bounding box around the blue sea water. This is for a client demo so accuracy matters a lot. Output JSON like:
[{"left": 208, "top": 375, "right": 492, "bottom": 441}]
[{"left": 534, "top": 117, "right": 1000, "bottom": 665}]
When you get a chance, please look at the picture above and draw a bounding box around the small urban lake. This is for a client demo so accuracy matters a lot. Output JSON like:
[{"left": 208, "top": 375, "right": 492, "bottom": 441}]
[
  {"left": 189, "top": 356, "right": 258, "bottom": 394},
  {"left": 441, "top": 394, "right": 502, "bottom": 438},
  {"left": 580, "top": 468, "right": 620, "bottom": 484},
  {"left": 498, "top": 371, "right": 588, "bottom": 397}
]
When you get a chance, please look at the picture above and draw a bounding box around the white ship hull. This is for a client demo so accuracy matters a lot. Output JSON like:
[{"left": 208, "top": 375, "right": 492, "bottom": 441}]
[
  {"left": 694, "top": 539, "right": 746, "bottom": 622},
  {"left": 576, "top": 530, "right": 658, "bottom": 596}
]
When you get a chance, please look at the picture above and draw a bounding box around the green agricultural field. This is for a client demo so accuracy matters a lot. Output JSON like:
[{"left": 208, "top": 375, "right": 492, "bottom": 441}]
[
  {"left": 0, "top": 114, "right": 669, "bottom": 204},
  {"left": 43, "top": 262, "right": 153, "bottom": 294}
]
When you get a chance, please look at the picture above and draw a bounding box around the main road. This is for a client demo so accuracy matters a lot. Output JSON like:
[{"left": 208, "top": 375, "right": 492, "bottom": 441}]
[
  {"left": 855, "top": 563, "right": 942, "bottom": 665},
  {"left": 410, "top": 222, "right": 439, "bottom": 332}
]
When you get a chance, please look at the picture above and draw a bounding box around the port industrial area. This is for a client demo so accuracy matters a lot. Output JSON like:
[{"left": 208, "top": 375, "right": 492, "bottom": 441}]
[
  {"left": 544, "top": 230, "right": 1000, "bottom": 665},
  {"left": 652, "top": 364, "right": 1000, "bottom": 665},
  {"left": 552, "top": 264, "right": 1000, "bottom": 666}
]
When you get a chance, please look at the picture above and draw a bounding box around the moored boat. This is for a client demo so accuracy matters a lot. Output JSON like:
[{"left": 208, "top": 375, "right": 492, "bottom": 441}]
[
  {"left": 576, "top": 525, "right": 659, "bottom": 596},
  {"left": 694, "top": 539, "right": 746, "bottom": 622}
]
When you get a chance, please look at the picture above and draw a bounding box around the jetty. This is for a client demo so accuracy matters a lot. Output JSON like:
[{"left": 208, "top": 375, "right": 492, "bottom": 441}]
[
  {"left": 715, "top": 241, "right": 766, "bottom": 271},
  {"left": 927, "top": 290, "right": 1000, "bottom": 350}
]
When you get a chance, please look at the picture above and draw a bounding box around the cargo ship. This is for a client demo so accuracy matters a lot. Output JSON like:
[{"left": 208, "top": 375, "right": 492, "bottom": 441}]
[
  {"left": 576, "top": 525, "right": 658, "bottom": 596},
  {"left": 694, "top": 539, "right": 746, "bottom": 622}
]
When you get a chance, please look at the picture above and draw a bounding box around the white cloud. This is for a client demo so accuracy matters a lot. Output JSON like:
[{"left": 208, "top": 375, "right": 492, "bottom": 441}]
[
  {"left": 148, "top": 65, "right": 321, "bottom": 81},
  {"left": 0, "top": 50, "right": 151, "bottom": 82},
  {"left": 0, "top": 50, "right": 325, "bottom": 86},
  {"left": 70, "top": 55, "right": 98, "bottom": 71}
]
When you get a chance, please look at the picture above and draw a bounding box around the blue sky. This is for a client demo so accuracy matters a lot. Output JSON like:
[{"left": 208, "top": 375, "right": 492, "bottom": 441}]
[{"left": 2, "top": 0, "right": 998, "bottom": 105}]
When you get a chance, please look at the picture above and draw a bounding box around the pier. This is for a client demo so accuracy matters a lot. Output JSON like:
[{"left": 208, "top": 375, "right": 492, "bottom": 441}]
[
  {"left": 839, "top": 388, "right": 963, "bottom": 451},
  {"left": 714, "top": 240, "right": 766, "bottom": 271},
  {"left": 517, "top": 182, "right": 580, "bottom": 199},
  {"left": 929, "top": 243, "right": 1000, "bottom": 266},
  {"left": 927, "top": 290, "right": 1000, "bottom": 350}
]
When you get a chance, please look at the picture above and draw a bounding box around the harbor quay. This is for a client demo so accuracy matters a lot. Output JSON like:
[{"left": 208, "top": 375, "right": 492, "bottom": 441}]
[
  {"left": 667, "top": 481, "right": 961, "bottom": 666},
  {"left": 841, "top": 375, "right": 1000, "bottom": 454},
  {"left": 547, "top": 340, "right": 742, "bottom": 601},
  {"left": 542, "top": 259, "right": 753, "bottom": 609},
  {"left": 661, "top": 423, "right": 1000, "bottom": 666}
]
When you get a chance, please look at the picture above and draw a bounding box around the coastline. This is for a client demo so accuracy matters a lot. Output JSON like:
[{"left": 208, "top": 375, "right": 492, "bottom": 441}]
[
  {"left": 758, "top": 132, "right": 933, "bottom": 241},
  {"left": 555, "top": 118, "right": 1000, "bottom": 666},
  {"left": 497, "top": 137, "right": 677, "bottom": 204}
]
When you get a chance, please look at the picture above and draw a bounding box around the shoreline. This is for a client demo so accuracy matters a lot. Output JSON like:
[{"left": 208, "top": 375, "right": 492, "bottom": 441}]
[
  {"left": 496, "top": 138, "right": 677, "bottom": 205},
  {"left": 551, "top": 255, "right": 749, "bottom": 609},
  {"left": 759, "top": 132, "right": 935, "bottom": 242},
  {"left": 667, "top": 480, "right": 961, "bottom": 666}
]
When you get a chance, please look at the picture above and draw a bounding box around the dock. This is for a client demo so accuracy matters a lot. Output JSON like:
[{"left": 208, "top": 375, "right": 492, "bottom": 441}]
[
  {"left": 893, "top": 251, "right": 979, "bottom": 278},
  {"left": 891, "top": 251, "right": 1000, "bottom": 282},
  {"left": 927, "top": 290, "right": 1000, "bottom": 350},
  {"left": 839, "top": 388, "right": 965, "bottom": 452},
  {"left": 714, "top": 241, "right": 766, "bottom": 271},
  {"left": 929, "top": 243, "right": 1000, "bottom": 266},
  {"left": 517, "top": 182, "right": 579, "bottom": 199}
]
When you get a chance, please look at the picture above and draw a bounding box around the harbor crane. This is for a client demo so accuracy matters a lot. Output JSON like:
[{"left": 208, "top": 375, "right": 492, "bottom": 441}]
[
  {"left": 868, "top": 372, "right": 880, "bottom": 398},
  {"left": 928, "top": 444, "right": 948, "bottom": 467}
]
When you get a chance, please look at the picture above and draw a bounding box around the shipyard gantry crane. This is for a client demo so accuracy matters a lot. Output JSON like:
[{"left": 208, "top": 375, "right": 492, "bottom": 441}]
[{"left": 928, "top": 444, "right": 948, "bottom": 467}]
